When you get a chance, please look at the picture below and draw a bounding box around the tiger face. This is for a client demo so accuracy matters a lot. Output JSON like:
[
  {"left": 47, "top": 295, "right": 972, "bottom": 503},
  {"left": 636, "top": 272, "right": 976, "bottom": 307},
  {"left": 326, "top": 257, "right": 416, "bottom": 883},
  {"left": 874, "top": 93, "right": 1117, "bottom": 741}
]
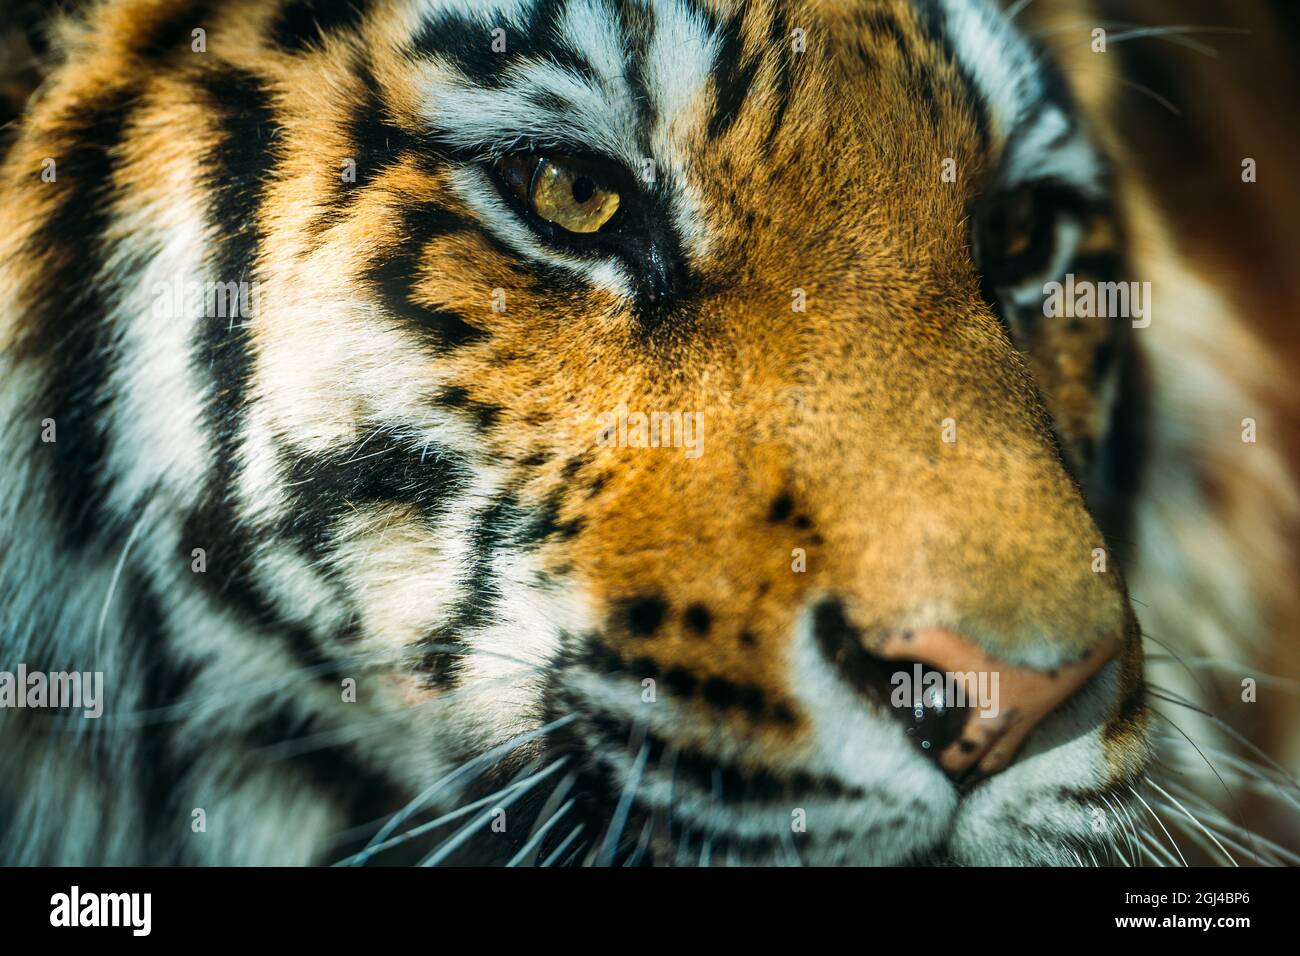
[{"left": 0, "top": 0, "right": 1292, "bottom": 866}]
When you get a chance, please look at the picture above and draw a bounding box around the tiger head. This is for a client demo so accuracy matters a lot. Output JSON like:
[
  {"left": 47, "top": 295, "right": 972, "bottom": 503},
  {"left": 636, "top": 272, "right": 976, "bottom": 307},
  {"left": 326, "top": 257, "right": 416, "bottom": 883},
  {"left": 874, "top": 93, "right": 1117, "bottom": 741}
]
[{"left": 1, "top": 0, "right": 1293, "bottom": 865}]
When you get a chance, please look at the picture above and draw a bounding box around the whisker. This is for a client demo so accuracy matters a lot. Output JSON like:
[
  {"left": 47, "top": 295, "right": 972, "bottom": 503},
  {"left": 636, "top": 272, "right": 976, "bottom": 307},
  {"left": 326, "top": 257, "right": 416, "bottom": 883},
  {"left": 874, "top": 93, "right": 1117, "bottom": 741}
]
[
  {"left": 1146, "top": 655, "right": 1300, "bottom": 695},
  {"left": 336, "top": 768, "right": 545, "bottom": 865},
  {"left": 1105, "top": 24, "right": 1249, "bottom": 57},
  {"left": 1145, "top": 779, "right": 1237, "bottom": 866},
  {"left": 1146, "top": 704, "right": 1271, "bottom": 864},
  {"left": 1135, "top": 829, "right": 1177, "bottom": 867},
  {"left": 1054, "top": 66, "right": 1183, "bottom": 116},
  {"left": 1129, "top": 785, "right": 1188, "bottom": 866},
  {"left": 1154, "top": 735, "right": 1300, "bottom": 811},
  {"left": 1098, "top": 793, "right": 1137, "bottom": 866},
  {"left": 507, "top": 798, "right": 577, "bottom": 867},
  {"left": 539, "top": 824, "right": 586, "bottom": 867},
  {"left": 418, "top": 758, "right": 568, "bottom": 866},
  {"left": 780, "top": 820, "right": 806, "bottom": 867},
  {"left": 1119, "top": 798, "right": 1161, "bottom": 866},
  {"left": 1030, "top": 19, "right": 1249, "bottom": 58},
  {"left": 338, "top": 714, "right": 578, "bottom": 864},
  {"left": 1149, "top": 685, "right": 1300, "bottom": 795},
  {"left": 597, "top": 729, "right": 650, "bottom": 866},
  {"left": 96, "top": 501, "right": 153, "bottom": 664},
  {"left": 1163, "top": 784, "right": 1300, "bottom": 866},
  {"left": 513, "top": 770, "right": 580, "bottom": 866},
  {"left": 700, "top": 768, "right": 723, "bottom": 868},
  {"left": 623, "top": 816, "right": 656, "bottom": 868},
  {"left": 1141, "top": 632, "right": 1218, "bottom": 704}
]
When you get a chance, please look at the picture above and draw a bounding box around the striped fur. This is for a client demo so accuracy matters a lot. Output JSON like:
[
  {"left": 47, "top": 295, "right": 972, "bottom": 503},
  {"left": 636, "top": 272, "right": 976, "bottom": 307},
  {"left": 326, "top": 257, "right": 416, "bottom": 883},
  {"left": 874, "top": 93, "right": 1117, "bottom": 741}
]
[{"left": 0, "top": 0, "right": 1293, "bottom": 865}]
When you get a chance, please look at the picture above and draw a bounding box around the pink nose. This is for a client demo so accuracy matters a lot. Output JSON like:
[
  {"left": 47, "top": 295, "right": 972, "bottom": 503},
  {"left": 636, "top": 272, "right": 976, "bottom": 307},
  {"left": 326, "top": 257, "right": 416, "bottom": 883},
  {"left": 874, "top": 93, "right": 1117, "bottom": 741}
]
[{"left": 873, "top": 627, "right": 1121, "bottom": 778}]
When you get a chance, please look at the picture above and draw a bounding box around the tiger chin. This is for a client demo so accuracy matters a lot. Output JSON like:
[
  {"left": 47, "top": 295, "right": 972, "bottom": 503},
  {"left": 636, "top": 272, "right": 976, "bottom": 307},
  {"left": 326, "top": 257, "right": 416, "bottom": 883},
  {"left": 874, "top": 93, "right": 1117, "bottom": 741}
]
[{"left": 0, "top": 0, "right": 1294, "bottom": 867}]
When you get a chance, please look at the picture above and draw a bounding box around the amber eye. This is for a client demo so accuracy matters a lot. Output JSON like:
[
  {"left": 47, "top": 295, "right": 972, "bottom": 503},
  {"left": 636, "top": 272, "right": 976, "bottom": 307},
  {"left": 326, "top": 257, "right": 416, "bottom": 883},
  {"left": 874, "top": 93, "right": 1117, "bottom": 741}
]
[
  {"left": 977, "top": 186, "right": 1059, "bottom": 288},
  {"left": 497, "top": 154, "right": 621, "bottom": 234},
  {"left": 986, "top": 187, "right": 1046, "bottom": 265},
  {"left": 1000, "top": 188, "right": 1038, "bottom": 258}
]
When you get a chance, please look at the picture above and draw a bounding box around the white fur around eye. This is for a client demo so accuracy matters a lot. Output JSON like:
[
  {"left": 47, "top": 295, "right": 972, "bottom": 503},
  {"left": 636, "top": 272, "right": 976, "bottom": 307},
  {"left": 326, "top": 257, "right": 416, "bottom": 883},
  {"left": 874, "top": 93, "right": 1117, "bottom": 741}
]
[{"left": 444, "top": 165, "right": 634, "bottom": 300}]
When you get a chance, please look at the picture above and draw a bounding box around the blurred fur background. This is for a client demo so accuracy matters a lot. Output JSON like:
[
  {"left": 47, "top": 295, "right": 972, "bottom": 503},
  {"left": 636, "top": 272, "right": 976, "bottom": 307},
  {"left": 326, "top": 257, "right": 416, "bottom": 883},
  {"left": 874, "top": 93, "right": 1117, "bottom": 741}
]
[{"left": 1091, "top": 0, "right": 1300, "bottom": 847}]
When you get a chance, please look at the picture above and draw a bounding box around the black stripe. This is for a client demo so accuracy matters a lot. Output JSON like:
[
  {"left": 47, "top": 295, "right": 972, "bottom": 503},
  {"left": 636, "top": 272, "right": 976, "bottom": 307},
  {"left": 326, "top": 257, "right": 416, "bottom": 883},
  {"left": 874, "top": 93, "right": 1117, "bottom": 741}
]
[
  {"left": 193, "top": 64, "right": 278, "bottom": 455},
  {"left": 529, "top": 89, "right": 576, "bottom": 116},
  {"left": 21, "top": 87, "right": 139, "bottom": 547},
  {"left": 271, "top": 0, "right": 370, "bottom": 53},
  {"left": 706, "top": 7, "right": 762, "bottom": 140},
  {"left": 311, "top": 62, "right": 426, "bottom": 237},
  {"left": 365, "top": 203, "right": 488, "bottom": 349},
  {"left": 859, "top": 6, "right": 907, "bottom": 53},
  {"left": 575, "top": 639, "right": 798, "bottom": 728},
  {"left": 912, "top": 0, "right": 992, "bottom": 152},
  {"left": 279, "top": 427, "right": 475, "bottom": 556},
  {"left": 416, "top": 488, "right": 573, "bottom": 688},
  {"left": 367, "top": 254, "right": 487, "bottom": 349},
  {"left": 612, "top": 0, "right": 656, "bottom": 132},
  {"left": 437, "top": 385, "right": 503, "bottom": 431},
  {"left": 518, "top": 449, "right": 553, "bottom": 467},
  {"left": 530, "top": 488, "right": 584, "bottom": 542},
  {"left": 410, "top": 10, "right": 506, "bottom": 83},
  {"left": 181, "top": 498, "right": 340, "bottom": 673},
  {"left": 130, "top": 573, "right": 204, "bottom": 863},
  {"left": 761, "top": 1, "right": 794, "bottom": 150},
  {"left": 414, "top": 496, "right": 519, "bottom": 688},
  {"left": 445, "top": 494, "right": 527, "bottom": 631},
  {"left": 1071, "top": 250, "right": 1124, "bottom": 281},
  {"left": 413, "top": 642, "right": 464, "bottom": 691},
  {"left": 578, "top": 708, "right": 861, "bottom": 801},
  {"left": 180, "top": 66, "right": 343, "bottom": 676},
  {"left": 188, "top": 64, "right": 277, "bottom": 577},
  {"left": 1089, "top": 331, "right": 1147, "bottom": 570},
  {"left": 912, "top": 62, "right": 944, "bottom": 130},
  {"left": 411, "top": 0, "right": 595, "bottom": 89},
  {"left": 133, "top": 0, "right": 212, "bottom": 59}
]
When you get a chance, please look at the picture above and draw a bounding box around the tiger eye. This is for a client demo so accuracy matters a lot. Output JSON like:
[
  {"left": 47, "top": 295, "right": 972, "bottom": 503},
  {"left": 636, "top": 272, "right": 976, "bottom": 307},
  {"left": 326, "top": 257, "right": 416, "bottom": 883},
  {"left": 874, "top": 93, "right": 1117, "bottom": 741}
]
[
  {"left": 1001, "top": 188, "right": 1037, "bottom": 258},
  {"left": 498, "top": 153, "right": 537, "bottom": 199},
  {"left": 529, "top": 158, "right": 620, "bottom": 234}
]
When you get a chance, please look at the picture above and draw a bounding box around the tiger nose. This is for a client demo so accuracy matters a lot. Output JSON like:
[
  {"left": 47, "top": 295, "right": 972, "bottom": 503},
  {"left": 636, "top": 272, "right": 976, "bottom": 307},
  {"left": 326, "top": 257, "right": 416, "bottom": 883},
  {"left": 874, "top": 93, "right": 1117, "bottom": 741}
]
[{"left": 874, "top": 627, "right": 1121, "bottom": 779}]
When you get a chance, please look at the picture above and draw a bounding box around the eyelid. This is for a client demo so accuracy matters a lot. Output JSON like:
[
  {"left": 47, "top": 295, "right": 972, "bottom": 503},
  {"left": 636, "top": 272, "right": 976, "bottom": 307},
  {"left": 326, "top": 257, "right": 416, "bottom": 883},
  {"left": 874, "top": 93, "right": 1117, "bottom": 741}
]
[
  {"left": 492, "top": 153, "right": 627, "bottom": 235},
  {"left": 498, "top": 154, "right": 539, "bottom": 200}
]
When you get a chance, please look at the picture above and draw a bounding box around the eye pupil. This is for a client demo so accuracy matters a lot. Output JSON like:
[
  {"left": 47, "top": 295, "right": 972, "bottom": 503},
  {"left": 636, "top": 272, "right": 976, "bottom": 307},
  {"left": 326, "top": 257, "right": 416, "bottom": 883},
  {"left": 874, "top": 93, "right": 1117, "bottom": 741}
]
[{"left": 496, "top": 154, "right": 620, "bottom": 234}]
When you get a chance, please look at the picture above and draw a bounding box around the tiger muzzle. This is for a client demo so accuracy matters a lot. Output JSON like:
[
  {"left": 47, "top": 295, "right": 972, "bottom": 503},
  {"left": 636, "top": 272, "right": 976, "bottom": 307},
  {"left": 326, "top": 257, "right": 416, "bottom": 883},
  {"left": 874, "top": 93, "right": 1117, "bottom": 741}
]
[{"left": 871, "top": 626, "right": 1121, "bottom": 779}]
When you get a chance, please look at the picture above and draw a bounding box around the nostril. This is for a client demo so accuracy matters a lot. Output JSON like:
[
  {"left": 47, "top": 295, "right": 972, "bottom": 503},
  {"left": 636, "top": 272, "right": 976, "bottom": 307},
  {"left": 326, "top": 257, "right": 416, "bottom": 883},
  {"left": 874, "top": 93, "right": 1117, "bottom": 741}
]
[
  {"left": 874, "top": 626, "right": 1122, "bottom": 780},
  {"left": 812, "top": 598, "right": 1122, "bottom": 781},
  {"left": 885, "top": 658, "right": 973, "bottom": 761},
  {"left": 811, "top": 601, "right": 969, "bottom": 762}
]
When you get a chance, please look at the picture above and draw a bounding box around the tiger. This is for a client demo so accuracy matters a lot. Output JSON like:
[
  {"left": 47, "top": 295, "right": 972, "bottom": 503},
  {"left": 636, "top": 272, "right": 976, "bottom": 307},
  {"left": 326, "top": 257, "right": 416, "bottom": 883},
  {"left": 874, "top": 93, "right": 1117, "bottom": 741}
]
[{"left": 0, "top": 0, "right": 1296, "bottom": 867}]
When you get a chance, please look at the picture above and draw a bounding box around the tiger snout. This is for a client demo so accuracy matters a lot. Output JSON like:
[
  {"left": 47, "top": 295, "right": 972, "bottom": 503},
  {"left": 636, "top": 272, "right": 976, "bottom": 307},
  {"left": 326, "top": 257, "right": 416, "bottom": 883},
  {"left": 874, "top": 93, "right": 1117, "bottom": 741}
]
[{"left": 555, "top": 370, "right": 1148, "bottom": 863}]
